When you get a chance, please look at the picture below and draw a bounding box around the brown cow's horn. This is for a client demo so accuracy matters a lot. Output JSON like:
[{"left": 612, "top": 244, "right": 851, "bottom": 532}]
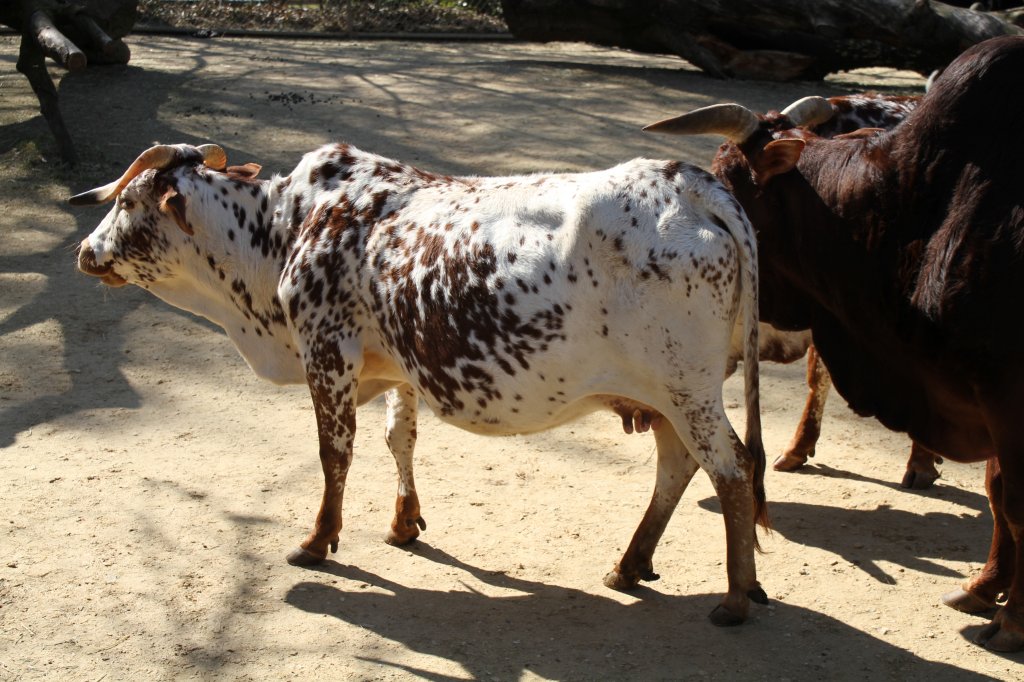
[
  {"left": 643, "top": 104, "right": 760, "bottom": 143},
  {"left": 197, "top": 144, "right": 227, "bottom": 171},
  {"left": 69, "top": 144, "right": 181, "bottom": 206},
  {"left": 781, "top": 96, "right": 835, "bottom": 128}
]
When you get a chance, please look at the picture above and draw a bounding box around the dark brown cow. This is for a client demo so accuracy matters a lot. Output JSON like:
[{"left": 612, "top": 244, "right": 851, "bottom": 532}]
[
  {"left": 645, "top": 36, "right": 1024, "bottom": 650},
  {"left": 770, "top": 92, "right": 941, "bottom": 490},
  {"left": 757, "top": 93, "right": 941, "bottom": 489}
]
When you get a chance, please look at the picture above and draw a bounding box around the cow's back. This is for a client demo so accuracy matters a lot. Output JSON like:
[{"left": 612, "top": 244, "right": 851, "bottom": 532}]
[{"left": 356, "top": 159, "right": 750, "bottom": 433}]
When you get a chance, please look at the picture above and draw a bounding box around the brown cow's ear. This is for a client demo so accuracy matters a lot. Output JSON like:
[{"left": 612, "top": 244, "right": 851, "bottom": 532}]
[
  {"left": 752, "top": 138, "right": 805, "bottom": 186},
  {"left": 226, "top": 163, "right": 262, "bottom": 180},
  {"left": 159, "top": 187, "right": 193, "bottom": 235}
]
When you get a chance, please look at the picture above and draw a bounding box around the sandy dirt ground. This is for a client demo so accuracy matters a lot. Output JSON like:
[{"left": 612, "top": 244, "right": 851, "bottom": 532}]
[{"left": 0, "top": 34, "right": 1018, "bottom": 680}]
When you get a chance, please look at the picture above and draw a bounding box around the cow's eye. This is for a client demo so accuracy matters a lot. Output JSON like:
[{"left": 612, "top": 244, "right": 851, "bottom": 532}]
[{"left": 120, "top": 197, "right": 136, "bottom": 211}]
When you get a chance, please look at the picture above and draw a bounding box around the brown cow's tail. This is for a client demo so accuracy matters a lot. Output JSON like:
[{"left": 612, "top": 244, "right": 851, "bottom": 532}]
[{"left": 715, "top": 191, "right": 770, "bottom": 546}]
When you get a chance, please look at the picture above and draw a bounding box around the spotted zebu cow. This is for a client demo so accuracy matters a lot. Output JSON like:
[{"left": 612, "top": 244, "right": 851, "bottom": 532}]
[{"left": 72, "top": 142, "right": 769, "bottom": 624}]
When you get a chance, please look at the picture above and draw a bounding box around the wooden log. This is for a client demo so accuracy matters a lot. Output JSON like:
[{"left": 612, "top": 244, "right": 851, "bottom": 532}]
[
  {"left": 28, "top": 9, "right": 87, "bottom": 71},
  {"left": 73, "top": 12, "right": 131, "bottom": 64},
  {"left": 500, "top": 0, "right": 1024, "bottom": 80}
]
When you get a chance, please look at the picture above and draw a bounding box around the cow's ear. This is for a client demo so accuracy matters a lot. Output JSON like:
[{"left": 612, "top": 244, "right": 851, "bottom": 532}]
[
  {"left": 226, "top": 163, "right": 262, "bottom": 180},
  {"left": 159, "top": 186, "right": 193, "bottom": 235},
  {"left": 752, "top": 138, "right": 805, "bottom": 186}
]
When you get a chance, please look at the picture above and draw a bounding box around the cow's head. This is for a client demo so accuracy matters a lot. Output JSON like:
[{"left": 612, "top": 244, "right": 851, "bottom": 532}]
[
  {"left": 642, "top": 97, "right": 841, "bottom": 332},
  {"left": 71, "top": 143, "right": 228, "bottom": 287},
  {"left": 642, "top": 97, "right": 841, "bottom": 189}
]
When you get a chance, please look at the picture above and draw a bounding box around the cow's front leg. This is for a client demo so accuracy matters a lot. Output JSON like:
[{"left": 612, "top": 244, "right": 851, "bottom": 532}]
[
  {"left": 774, "top": 344, "right": 831, "bottom": 472},
  {"left": 286, "top": 345, "right": 359, "bottom": 567},
  {"left": 900, "top": 442, "right": 942, "bottom": 490},
  {"left": 943, "top": 458, "right": 1009, "bottom": 615},
  {"left": 605, "top": 422, "right": 699, "bottom": 590},
  {"left": 946, "top": 455, "right": 1024, "bottom": 651},
  {"left": 384, "top": 384, "right": 426, "bottom": 545}
]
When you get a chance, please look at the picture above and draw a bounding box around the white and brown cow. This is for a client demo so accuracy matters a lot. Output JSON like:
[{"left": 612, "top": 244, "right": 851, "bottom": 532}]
[{"left": 72, "top": 141, "right": 768, "bottom": 624}]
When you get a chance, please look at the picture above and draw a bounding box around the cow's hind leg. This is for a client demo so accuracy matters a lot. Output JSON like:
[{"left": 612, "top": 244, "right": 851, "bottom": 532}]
[
  {"left": 384, "top": 384, "right": 426, "bottom": 545},
  {"left": 674, "top": 403, "right": 765, "bottom": 626},
  {"left": 605, "top": 422, "right": 699, "bottom": 590}
]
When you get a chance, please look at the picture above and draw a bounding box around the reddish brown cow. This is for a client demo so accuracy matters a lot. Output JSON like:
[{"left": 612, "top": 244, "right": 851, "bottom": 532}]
[
  {"left": 645, "top": 36, "right": 1024, "bottom": 650},
  {"left": 761, "top": 93, "right": 941, "bottom": 490}
]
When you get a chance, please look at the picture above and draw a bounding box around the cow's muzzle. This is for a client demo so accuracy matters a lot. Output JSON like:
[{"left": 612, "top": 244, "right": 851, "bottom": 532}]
[{"left": 78, "top": 241, "right": 127, "bottom": 287}]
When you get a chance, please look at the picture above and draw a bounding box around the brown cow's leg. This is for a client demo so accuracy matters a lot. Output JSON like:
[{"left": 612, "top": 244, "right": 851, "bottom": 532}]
[
  {"left": 900, "top": 442, "right": 942, "bottom": 490},
  {"left": 943, "top": 458, "right": 1009, "bottom": 615},
  {"left": 286, "top": 352, "right": 358, "bottom": 566},
  {"left": 968, "top": 456, "right": 1024, "bottom": 651},
  {"left": 383, "top": 384, "right": 426, "bottom": 546},
  {"left": 955, "top": 393, "right": 1024, "bottom": 651},
  {"left": 774, "top": 344, "right": 831, "bottom": 471},
  {"left": 605, "top": 423, "right": 699, "bottom": 590}
]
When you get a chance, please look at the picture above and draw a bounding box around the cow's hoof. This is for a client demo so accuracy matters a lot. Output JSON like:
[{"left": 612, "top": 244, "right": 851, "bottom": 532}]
[
  {"left": 942, "top": 588, "right": 996, "bottom": 614},
  {"left": 385, "top": 516, "right": 426, "bottom": 546},
  {"left": 772, "top": 452, "right": 808, "bottom": 472},
  {"left": 748, "top": 584, "right": 769, "bottom": 605},
  {"left": 708, "top": 604, "right": 746, "bottom": 627},
  {"left": 385, "top": 531, "right": 418, "bottom": 546},
  {"left": 286, "top": 546, "right": 327, "bottom": 566},
  {"left": 976, "top": 619, "right": 1024, "bottom": 652},
  {"left": 900, "top": 468, "right": 939, "bottom": 490},
  {"left": 603, "top": 569, "right": 639, "bottom": 591}
]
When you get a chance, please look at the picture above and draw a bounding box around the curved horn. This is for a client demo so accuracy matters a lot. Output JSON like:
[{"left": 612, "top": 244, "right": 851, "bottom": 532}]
[
  {"left": 643, "top": 103, "right": 760, "bottom": 142},
  {"left": 780, "top": 96, "right": 835, "bottom": 128},
  {"left": 69, "top": 144, "right": 181, "bottom": 206},
  {"left": 197, "top": 144, "right": 227, "bottom": 172}
]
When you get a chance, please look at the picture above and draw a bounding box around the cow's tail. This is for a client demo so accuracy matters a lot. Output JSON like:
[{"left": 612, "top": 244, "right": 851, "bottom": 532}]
[{"left": 715, "top": 193, "right": 770, "bottom": 545}]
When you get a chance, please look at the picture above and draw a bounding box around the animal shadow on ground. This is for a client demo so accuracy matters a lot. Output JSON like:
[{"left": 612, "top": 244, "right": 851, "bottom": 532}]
[
  {"left": 699, "top": 465, "right": 990, "bottom": 586},
  {"left": 287, "top": 543, "right": 991, "bottom": 681}
]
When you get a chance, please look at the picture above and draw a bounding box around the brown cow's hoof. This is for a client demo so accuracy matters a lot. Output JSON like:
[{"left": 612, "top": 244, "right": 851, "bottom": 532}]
[
  {"left": 976, "top": 618, "right": 1024, "bottom": 652},
  {"left": 772, "top": 452, "right": 809, "bottom": 472},
  {"left": 708, "top": 604, "right": 746, "bottom": 627},
  {"left": 603, "top": 569, "right": 639, "bottom": 591},
  {"left": 942, "top": 588, "right": 996, "bottom": 614},
  {"left": 286, "top": 546, "right": 327, "bottom": 566},
  {"left": 748, "top": 584, "right": 769, "bottom": 605},
  {"left": 604, "top": 562, "right": 659, "bottom": 590},
  {"left": 900, "top": 468, "right": 940, "bottom": 490}
]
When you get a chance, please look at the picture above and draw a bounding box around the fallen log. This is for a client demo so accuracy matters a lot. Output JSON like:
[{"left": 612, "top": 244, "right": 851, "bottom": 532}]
[{"left": 500, "top": 0, "right": 1024, "bottom": 80}]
